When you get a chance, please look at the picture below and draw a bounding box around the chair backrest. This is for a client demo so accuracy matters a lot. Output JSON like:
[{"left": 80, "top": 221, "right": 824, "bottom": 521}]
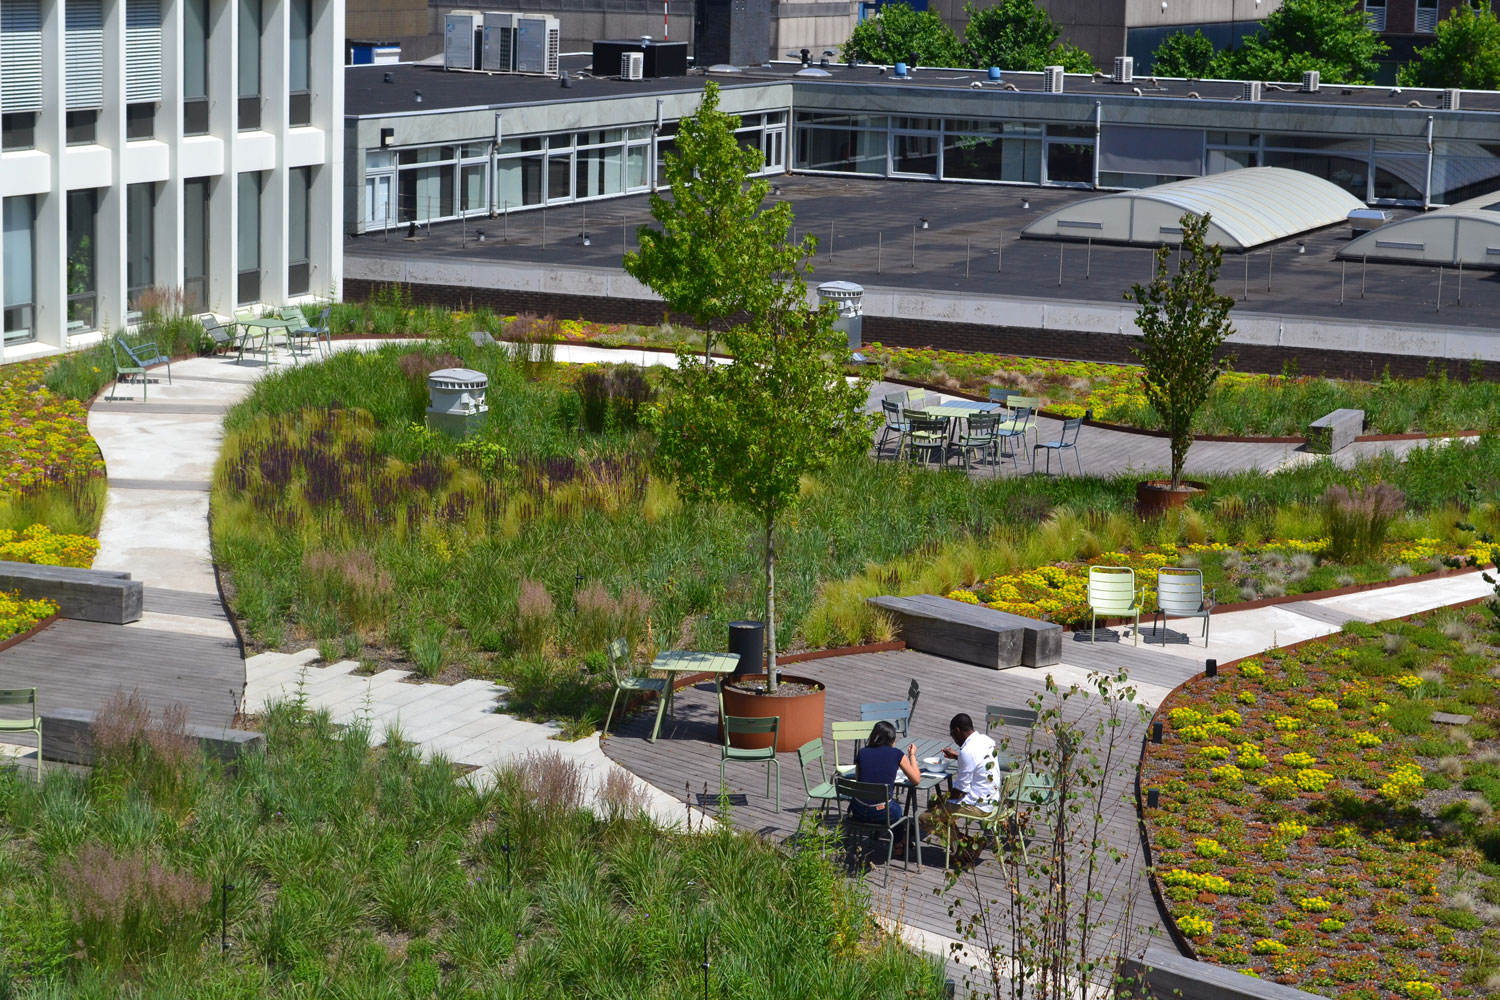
[
  {"left": 280, "top": 307, "right": 308, "bottom": 325},
  {"left": 1088, "top": 566, "right": 1138, "bottom": 613},
  {"left": 830, "top": 720, "right": 874, "bottom": 770},
  {"left": 905, "top": 388, "right": 926, "bottom": 402},
  {"left": 1157, "top": 568, "right": 1206, "bottom": 614},
  {"left": 606, "top": 637, "right": 629, "bottom": 682},
  {"left": 1008, "top": 395, "right": 1041, "bottom": 411},
  {"left": 0, "top": 688, "right": 38, "bottom": 723},
  {"left": 234, "top": 308, "right": 256, "bottom": 322},
  {"left": 834, "top": 776, "right": 891, "bottom": 807},
  {"left": 724, "top": 714, "right": 778, "bottom": 745},
  {"left": 120, "top": 339, "right": 150, "bottom": 365},
  {"left": 988, "top": 387, "right": 1015, "bottom": 404},
  {"left": 986, "top": 704, "right": 1039, "bottom": 731},
  {"left": 966, "top": 412, "right": 999, "bottom": 437},
  {"left": 881, "top": 399, "right": 905, "bottom": 427},
  {"left": 907, "top": 679, "right": 920, "bottom": 719},
  {"left": 797, "top": 738, "right": 824, "bottom": 768},
  {"left": 1059, "top": 414, "right": 1086, "bottom": 445},
  {"left": 907, "top": 414, "right": 948, "bottom": 437},
  {"left": 860, "top": 700, "right": 910, "bottom": 725},
  {"left": 884, "top": 390, "right": 909, "bottom": 407}
]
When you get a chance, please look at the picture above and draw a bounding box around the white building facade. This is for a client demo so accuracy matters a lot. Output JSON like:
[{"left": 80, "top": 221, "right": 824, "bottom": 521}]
[{"left": 0, "top": 0, "right": 343, "bottom": 357}]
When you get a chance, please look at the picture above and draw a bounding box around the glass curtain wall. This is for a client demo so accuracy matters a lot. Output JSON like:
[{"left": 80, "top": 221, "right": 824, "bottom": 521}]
[
  {"left": 126, "top": 182, "right": 156, "bottom": 307},
  {"left": 288, "top": 166, "right": 311, "bottom": 295},
  {"left": 289, "top": 0, "right": 311, "bottom": 125},
  {"left": 183, "top": 0, "right": 208, "bottom": 133},
  {"left": 183, "top": 178, "right": 210, "bottom": 310},
  {"left": 237, "top": 171, "right": 261, "bottom": 304},
  {"left": 238, "top": 0, "right": 261, "bottom": 130},
  {"left": 2, "top": 196, "right": 35, "bottom": 343},
  {"left": 66, "top": 189, "right": 98, "bottom": 330}
]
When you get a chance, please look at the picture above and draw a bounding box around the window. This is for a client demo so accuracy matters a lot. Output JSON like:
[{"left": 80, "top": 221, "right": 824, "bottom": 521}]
[
  {"left": 1416, "top": 0, "right": 1437, "bottom": 31},
  {"left": 184, "top": 178, "right": 210, "bottom": 311},
  {"left": 65, "top": 0, "right": 104, "bottom": 117},
  {"left": 1046, "top": 142, "right": 1094, "bottom": 185},
  {"left": 1363, "top": 0, "right": 1387, "bottom": 30},
  {"left": 67, "top": 189, "right": 99, "bottom": 331},
  {"left": 238, "top": 171, "right": 262, "bottom": 304},
  {"left": 942, "top": 133, "right": 1041, "bottom": 183},
  {"left": 126, "top": 183, "right": 156, "bottom": 305},
  {"left": 893, "top": 133, "right": 939, "bottom": 175},
  {"left": 126, "top": 0, "right": 162, "bottom": 107},
  {"left": 288, "top": 166, "right": 311, "bottom": 296},
  {"left": 2, "top": 0, "right": 44, "bottom": 122},
  {"left": 2, "top": 195, "right": 35, "bottom": 343},
  {"left": 238, "top": 0, "right": 262, "bottom": 130},
  {"left": 183, "top": 0, "right": 208, "bottom": 133},
  {"left": 2, "top": 112, "right": 35, "bottom": 150},
  {"left": 795, "top": 126, "right": 887, "bottom": 174},
  {"left": 126, "top": 102, "right": 155, "bottom": 140},
  {"left": 289, "top": 0, "right": 311, "bottom": 125},
  {"left": 66, "top": 109, "right": 98, "bottom": 145}
]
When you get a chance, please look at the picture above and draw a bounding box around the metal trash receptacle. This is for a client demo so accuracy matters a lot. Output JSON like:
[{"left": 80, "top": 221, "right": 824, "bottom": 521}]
[{"left": 727, "top": 620, "right": 764, "bottom": 680}]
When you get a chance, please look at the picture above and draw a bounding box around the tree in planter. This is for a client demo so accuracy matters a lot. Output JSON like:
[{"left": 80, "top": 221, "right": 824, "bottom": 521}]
[
  {"left": 1124, "top": 211, "right": 1235, "bottom": 492},
  {"left": 650, "top": 289, "right": 873, "bottom": 693},
  {"left": 624, "top": 82, "right": 806, "bottom": 364}
]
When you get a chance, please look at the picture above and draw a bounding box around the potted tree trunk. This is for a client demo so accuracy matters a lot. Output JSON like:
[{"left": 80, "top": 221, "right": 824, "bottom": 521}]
[{"left": 1125, "top": 211, "right": 1236, "bottom": 517}]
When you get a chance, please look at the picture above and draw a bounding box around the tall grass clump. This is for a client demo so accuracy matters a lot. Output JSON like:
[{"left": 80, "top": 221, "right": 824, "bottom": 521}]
[{"left": 1322, "top": 483, "right": 1405, "bottom": 562}]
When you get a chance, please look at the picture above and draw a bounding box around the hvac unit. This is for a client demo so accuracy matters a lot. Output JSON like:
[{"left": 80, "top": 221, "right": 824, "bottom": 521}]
[
  {"left": 1442, "top": 88, "right": 1461, "bottom": 109},
  {"left": 620, "top": 50, "right": 644, "bottom": 80},
  {"left": 515, "top": 15, "right": 560, "bottom": 76},
  {"left": 1112, "top": 56, "right": 1133, "bottom": 84},
  {"left": 1241, "top": 80, "right": 1261, "bottom": 101},
  {"left": 1042, "top": 65, "right": 1064, "bottom": 93},
  {"left": 482, "top": 12, "right": 516, "bottom": 72},
  {"left": 1301, "top": 70, "right": 1319, "bottom": 92},
  {"left": 443, "top": 10, "right": 481, "bottom": 71}
]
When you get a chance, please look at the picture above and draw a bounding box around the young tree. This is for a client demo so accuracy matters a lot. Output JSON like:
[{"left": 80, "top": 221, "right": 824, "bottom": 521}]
[
  {"left": 841, "top": 1, "right": 966, "bottom": 67},
  {"left": 1399, "top": 1, "right": 1500, "bottom": 89},
  {"left": 645, "top": 95, "right": 874, "bottom": 694},
  {"left": 1213, "top": 0, "right": 1387, "bottom": 83},
  {"left": 1150, "top": 29, "right": 1216, "bottom": 77},
  {"left": 1124, "top": 212, "right": 1235, "bottom": 492},
  {"left": 962, "top": 0, "right": 1096, "bottom": 72},
  {"left": 624, "top": 82, "right": 797, "bottom": 363}
]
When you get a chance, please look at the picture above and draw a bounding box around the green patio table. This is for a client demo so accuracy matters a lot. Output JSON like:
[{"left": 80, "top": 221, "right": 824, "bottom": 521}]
[
  {"left": 646, "top": 650, "right": 742, "bottom": 743},
  {"left": 237, "top": 315, "right": 297, "bottom": 364}
]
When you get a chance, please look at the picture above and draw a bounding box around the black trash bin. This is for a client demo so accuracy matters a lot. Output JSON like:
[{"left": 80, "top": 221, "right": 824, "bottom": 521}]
[{"left": 727, "top": 620, "right": 764, "bottom": 681}]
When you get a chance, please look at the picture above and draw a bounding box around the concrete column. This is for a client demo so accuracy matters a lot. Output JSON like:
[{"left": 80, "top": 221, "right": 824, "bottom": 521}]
[
  {"left": 35, "top": 0, "right": 67, "bottom": 349},
  {"left": 157, "top": 0, "right": 186, "bottom": 306},
  {"left": 314, "top": 0, "right": 343, "bottom": 299},
  {"left": 258, "top": 0, "right": 288, "bottom": 306},
  {"left": 98, "top": 0, "right": 127, "bottom": 331},
  {"left": 208, "top": 0, "right": 237, "bottom": 312}
]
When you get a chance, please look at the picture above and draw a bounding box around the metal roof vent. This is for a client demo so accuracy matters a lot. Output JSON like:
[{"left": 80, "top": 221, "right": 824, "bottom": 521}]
[
  {"left": 426, "top": 368, "right": 489, "bottom": 437},
  {"left": 1113, "top": 56, "right": 1133, "bottom": 84},
  {"left": 1442, "top": 88, "right": 1461, "bottom": 109},
  {"left": 1242, "top": 80, "right": 1261, "bottom": 102},
  {"left": 1043, "top": 65, "right": 1064, "bottom": 93},
  {"left": 1301, "top": 70, "right": 1319, "bottom": 92}
]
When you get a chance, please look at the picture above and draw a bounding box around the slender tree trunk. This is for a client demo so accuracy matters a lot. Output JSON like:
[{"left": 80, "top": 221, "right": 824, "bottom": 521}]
[{"left": 764, "top": 508, "right": 778, "bottom": 693}]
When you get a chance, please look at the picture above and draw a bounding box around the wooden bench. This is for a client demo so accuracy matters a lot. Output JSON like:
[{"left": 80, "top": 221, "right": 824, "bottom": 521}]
[
  {"left": 867, "top": 594, "right": 1063, "bottom": 669},
  {"left": 0, "top": 561, "right": 143, "bottom": 624},
  {"left": 41, "top": 706, "right": 264, "bottom": 766},
  {"left": 1120, "top": 945, "right": 1331, "bottom": 1000},
  {"left": 1305, "top": 408, "right": 1364, "bottom": 454}
]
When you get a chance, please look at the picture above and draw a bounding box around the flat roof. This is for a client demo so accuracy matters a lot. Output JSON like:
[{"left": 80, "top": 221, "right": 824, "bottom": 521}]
[
  {"left": 345, "top": 57, "right": 1500, "bottom": 117},
  {"left": 344, "top": 174, "right": 1500, "bottom": 332}
]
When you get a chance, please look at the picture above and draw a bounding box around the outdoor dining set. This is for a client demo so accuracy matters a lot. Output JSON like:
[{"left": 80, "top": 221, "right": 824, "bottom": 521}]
[
  {"left": 198, "top": 305, "right": 333, "bottom": 366},
  {"left": 877, "top": 386, "right": 1091, "bottom": 476}
]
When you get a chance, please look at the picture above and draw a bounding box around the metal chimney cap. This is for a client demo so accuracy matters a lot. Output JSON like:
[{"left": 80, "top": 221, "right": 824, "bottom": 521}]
[
  {"left": 817, "top": 280, "right": 864, "bottom": 296},
  {"left": 428, "top": 367, "right": 488, "bottom": 389}
]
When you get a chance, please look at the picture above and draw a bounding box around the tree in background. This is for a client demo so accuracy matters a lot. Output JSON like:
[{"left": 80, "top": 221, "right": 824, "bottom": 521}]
[
  {"left": 841, "top": 2, "right": 966, "bottom": 67},
  {"left": 1399, "top": 1, "right": 1500, "bottom": 89},
  {"left": 1213, "top": 0, "right": 1387, "bottom": 83},
  {"left": 624, "top": 82, "right": 797, "bottom": 363},
  {"left": 1124, "top": 212, "right": 1235, "bottom": 491},
  {"left": 962, "top": 0, "right": 1096, "bottom": 72},
  {"left": 1150, "top": 29, "right": 1216, "bottom": 77}
]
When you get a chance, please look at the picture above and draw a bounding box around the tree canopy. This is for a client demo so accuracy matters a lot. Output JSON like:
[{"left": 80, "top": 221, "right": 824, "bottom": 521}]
[
  {"left": 962, "top": 0, "right": 1096, "bottom": 72},
  {"left": 841, "top": 2, "right": 965, "bottom": 67},
  {"left": 1150, "top": 29, "right": 1216, "bottom": 78},
  {"left": 1399, "top": 1, "right": 1500, "bottom": 89},
  {"left": 1212, "top": 0, "right": 1387, "bottom": 83}
]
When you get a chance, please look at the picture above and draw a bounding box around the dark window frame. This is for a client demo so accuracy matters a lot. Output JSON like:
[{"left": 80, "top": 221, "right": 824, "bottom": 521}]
[
  {"left": 126, "top": 102, "right": 156, "bottom": 140},
  {"left": 66, "top": 109, "right": 99, "bottom": 146}
]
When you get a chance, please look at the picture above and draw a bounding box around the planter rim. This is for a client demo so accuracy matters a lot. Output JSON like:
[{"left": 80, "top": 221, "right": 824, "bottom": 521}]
[{"left": 723, "top": 672, "right": 825, "bottom": 695}]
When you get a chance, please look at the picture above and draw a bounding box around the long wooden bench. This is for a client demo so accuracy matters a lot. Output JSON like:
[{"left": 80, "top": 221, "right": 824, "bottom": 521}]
[
  {"left": 1305, "top": 407, "right": 1364, "bottom": 454},
  {"left": 41, "top": 707, "right": 264, "bottom": 766},
  {"left": 0, "top": 561, "right": 143, "bottom": 624},
  {"left": 867, "top": 594, "right": 1063, "bottom": 669},
  {"left": 1120, "top": 945, "right": 1330, "bottom": 1000}
]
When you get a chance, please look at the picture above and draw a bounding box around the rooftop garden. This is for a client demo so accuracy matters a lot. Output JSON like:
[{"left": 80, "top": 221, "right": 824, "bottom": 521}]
[{"left": 1140, "top": 605, "right": 1500, "bottom": 999}]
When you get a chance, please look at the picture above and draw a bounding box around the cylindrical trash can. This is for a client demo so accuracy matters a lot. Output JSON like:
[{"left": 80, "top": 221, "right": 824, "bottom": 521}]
[{"left": 727, "top": 620, "right": 764, "bottom": 681}]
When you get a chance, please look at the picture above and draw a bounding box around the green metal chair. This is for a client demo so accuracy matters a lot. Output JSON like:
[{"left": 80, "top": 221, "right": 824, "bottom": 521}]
[
  {"left": 985, "top": 705, "right": 1039, "bottom": 734},
  {"left": 1006, "top": 395, "right": 1042, "bottom": 448},
  {"left": 877, "top": 399, "right": 911, "bottom": 461},
  {"left": 720, "top": 715, "right": 780, "bottom": 811},
  {"left": 994, "top": 405, "right": 1035, "bottom": 472},
  {"left": 1087, "top": 565, "right": 1141, "bottom": 645},
  {"left": 108, "top": 335, "right": 148, "bottom": 400},
  {"left": 829, "top": 719, "right": 875, "bottom": 777},
  {"left": 937, "top": 771, "right": 1018, "bottom": 871},
  {"left": 836, "top": 776, "right": 917, "bottom": 886},
  {"left": 859, "top": 678, "right": 919, "bottom": 737},
  {"left": 796, "top": 738, "right": 842, "bottom": 822},
  {"left": 905, "top": 414, "right": 950, "bottom": 468},
  {"left": 602, "top": 637, "right": 672, "bottom": 742},
  {"left": 952, "top": 411, "right": 1000, "bottom": 472},
  {"left": 1006, "top": 770, "right": 1058, "bottom": 866},
  {"left": 0, "top": 689, "right": 42, "bottom": 781},
  {"left": 1154, "top": 567, "right": 1215, "bottom": 646},
  {"left": 1032, "top": 410, "right": 1090, "bottom": 477}
]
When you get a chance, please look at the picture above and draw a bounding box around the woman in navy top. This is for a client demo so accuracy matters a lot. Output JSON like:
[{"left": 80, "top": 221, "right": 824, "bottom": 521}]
[{"left": 852, "top": 720, "right": 923, "bottom": 827}]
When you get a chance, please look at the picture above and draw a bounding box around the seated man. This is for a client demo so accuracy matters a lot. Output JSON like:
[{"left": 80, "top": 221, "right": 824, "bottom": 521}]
[{"left": 925, "top": 712, "right": 1002, "bottom": 862}]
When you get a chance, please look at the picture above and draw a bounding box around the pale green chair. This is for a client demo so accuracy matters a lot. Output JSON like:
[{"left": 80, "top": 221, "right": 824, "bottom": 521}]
[
  {"left": 937, "top": 770, "right": 1019, "bottom": 871},
  {"left": 602, "top": 638, "right": 672, "bottom": 742},
  {"left": 1087, "top": 565, "right": 1142, "bottom": 645},
  {"left": 721, "top": 715, "right": 780, "bottom": 811},
  {"left": 0, "top": 689, "right": 42, "bottom": 781},
  {"left": 830, "top": 719, "right": 875, "bottom": 777},
  {"left": 796, "top": 738, "right": 842, "bottom": 822}
]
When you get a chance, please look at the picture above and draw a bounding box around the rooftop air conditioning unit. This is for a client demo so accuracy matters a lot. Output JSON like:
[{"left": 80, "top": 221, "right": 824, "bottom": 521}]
[
  {"left": 515, "top": 15, "right": 560, "bottom": 76},
  {"left": 1242, "top": 80, "right": 1261, "bottom": 101},
  {"left": 620, "top": 50, "right": 644, "bottom": 80},
  {"left": 443, "top": 10, "right": 482, "bottom": 71},
  {"left": 1442, "top": 88, "right": 1461, "bottom": 109},
  {"left": 1301, "top": 70, "right": 1319, "bottom": 92},
  {"left": 1113, "top": 56, "right": 1133, "bottom": 84},
  {"left": 1043, "top": 65, "right": 1064, "bottom": 93},
  {"left": 482, "top": 12, "right": 516, "bottom": 72}
]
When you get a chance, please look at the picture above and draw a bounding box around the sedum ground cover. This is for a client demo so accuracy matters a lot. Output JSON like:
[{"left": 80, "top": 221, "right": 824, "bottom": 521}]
[
  {"left": 1141, "top": 608, "right": 1500, "bottom": 999},
  {"left": 0, "top": 359, "right": 105, "bottom": 541}
]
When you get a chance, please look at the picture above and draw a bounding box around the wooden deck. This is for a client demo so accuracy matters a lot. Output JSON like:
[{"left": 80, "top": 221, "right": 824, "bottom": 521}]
[{"left": 605, "top": 644, "right": 1204, "bottom": 985}]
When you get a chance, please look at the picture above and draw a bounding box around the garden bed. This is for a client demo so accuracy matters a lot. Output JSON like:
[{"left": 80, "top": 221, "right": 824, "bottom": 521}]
[
  {"left": 0, "top": 360, "right": 106, "bottom": 540},
  {"left": 1140, "top": 607, "right": 1500, "bottom": 998}
]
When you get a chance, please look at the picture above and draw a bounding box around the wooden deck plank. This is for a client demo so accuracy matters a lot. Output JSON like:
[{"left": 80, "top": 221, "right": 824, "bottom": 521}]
[{"left": 143, "top": 587, "right": 231, "bottom": 620}]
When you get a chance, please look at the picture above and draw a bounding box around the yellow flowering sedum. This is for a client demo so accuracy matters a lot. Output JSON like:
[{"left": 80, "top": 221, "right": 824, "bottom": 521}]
[
  {"left": 0, "top": 589, "right": 57, "bottom": 641},
  {"left": 0, "top": 524, "right": 98, "bottom": 568}
]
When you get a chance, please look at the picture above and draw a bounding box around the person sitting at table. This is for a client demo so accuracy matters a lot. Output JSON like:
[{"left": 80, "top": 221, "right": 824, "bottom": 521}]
[
  {"left": 925, "top": 712, "right": 1001, "bottom": 862},
  {"left": 850, "top": 721, "right": 923, "bottom": 851}
]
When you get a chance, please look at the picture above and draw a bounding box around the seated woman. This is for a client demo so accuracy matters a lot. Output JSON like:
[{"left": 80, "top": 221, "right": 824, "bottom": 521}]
[{"left": 851, "top": 720, "right": 923, "bottom": 847}]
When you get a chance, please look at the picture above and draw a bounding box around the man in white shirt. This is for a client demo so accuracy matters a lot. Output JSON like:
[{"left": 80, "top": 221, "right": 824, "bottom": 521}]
[{"left": 925, "top": 713, "right": 1002, "bottom": 863}]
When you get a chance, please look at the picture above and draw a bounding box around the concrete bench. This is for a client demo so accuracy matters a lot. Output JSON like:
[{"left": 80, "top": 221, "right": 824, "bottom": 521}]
[
  {"left": 867, "top": 594, "right": 1063, "bottom": 669},
  {"left": 0, "top": 561, "right": 143, "bottom": 624},
  {"left": 1305, "top": 408, "right": 1364, "bottom": 454},
  {"left": 1120, "top": 945, "right": 1330, "bottom": 1000},
  {"left": 41, "top": 707, "right": 263, "bottom": 766}
]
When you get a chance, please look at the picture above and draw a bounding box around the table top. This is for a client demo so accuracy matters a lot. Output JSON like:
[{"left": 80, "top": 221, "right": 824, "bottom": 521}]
[
  {"left": 240, "top": 316, "right": 296, "bottom": 329},
  {"left": 918, "top": 401, "right": 1002, "bottom": 417},
  {"left": 649, "top": 650, "right": 741, "bottom": 675}
]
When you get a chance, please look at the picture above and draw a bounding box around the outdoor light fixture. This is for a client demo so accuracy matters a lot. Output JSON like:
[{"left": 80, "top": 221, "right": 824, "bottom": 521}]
[
  {"left": 414, "top": 89, "right": 422, "bottom": 103},
  {"left": 383, "top": 71, "right": 394, "bottom": 84},
  {"left": 1205, "top": 658, "right": 1218, "bottom": 678},
  {"left": 920, "top": 217, "right": 929, "bottom": 229},
  {"left": 476, "top": 231, "right": 486, "bottom": 242},
  {"left": 1021, "top": 198, "right": 1031, "bottom": 209},
  {"left": 1151, "top": 721, "right": 1164, "bottom": 743},
  {"left": 582, "top": 232, "right": 591, "bottom": 246},
  {"left": 1147, "top": 788, "right": 1160, "bottom": 808},
  {"left": 1161, "top": 1, "right": 1168, "bottom": 10},
  {"left": 1298, "top": 242, "right": 1306, "bottom": 254}
]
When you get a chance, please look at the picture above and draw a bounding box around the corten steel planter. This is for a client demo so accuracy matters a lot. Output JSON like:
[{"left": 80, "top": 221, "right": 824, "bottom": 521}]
[
  {"left": 1135, "top": 479, "right": 1209, "bottom": 518},
  {"left": 720, "top": 674, "right": 826, "bottom": 753}
]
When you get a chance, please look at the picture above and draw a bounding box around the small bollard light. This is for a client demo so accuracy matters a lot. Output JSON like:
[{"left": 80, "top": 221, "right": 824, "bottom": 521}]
[
  {"left": 919, "top": 217, "right": 929, "bottom": 230},
  {"left": 945, "top": 978, "right": 957, "bottom": 999},
  {"left": 1147, "top": 788, "right": 1160, "bottom": 808},
  {"left": 1205, "top": 658, "right": 1218, "bottom": 678},
  {"left": 575, "top": 573, "right": 583, "bottom": 590},
  {"left": 1151, "top": 720, "right": 1164, "bottom": 743}
]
